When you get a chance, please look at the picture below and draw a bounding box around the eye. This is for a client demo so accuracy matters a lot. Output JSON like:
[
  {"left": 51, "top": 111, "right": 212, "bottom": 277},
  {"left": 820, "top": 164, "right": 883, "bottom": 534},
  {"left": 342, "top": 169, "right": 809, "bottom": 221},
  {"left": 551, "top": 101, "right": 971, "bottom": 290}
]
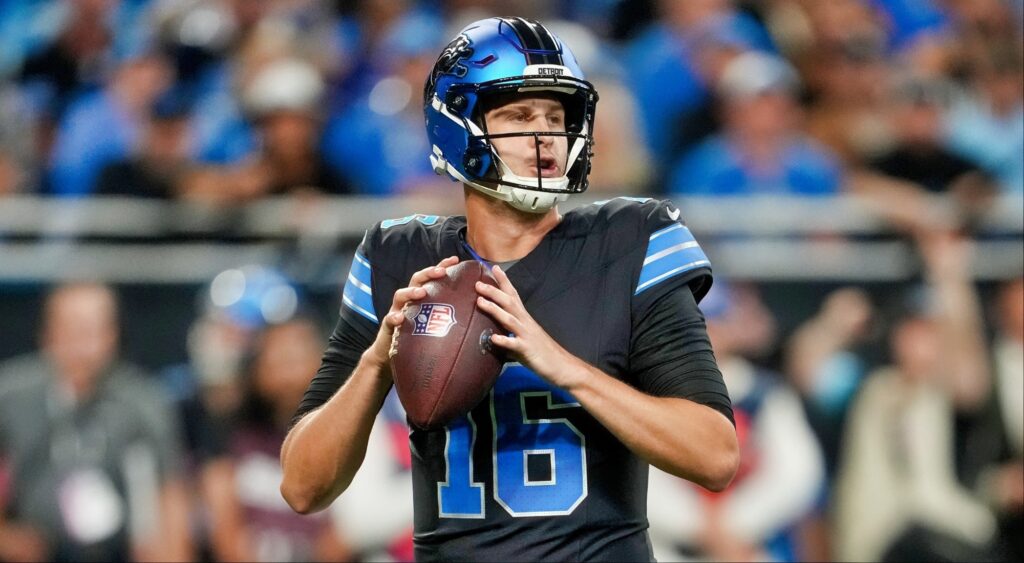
[{"left": 508, "top": 112, "right": 528, "bottom": 123}]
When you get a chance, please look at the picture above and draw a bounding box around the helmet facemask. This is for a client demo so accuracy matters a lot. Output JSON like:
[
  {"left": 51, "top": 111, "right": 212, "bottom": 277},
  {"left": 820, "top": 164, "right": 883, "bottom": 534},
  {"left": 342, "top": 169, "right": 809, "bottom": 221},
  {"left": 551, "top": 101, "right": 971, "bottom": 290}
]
[
  {"left": 423, "top": 18, "right": 599, "bottom": 213},
  {"left": 430, "top": 74, "right": 598, "bottom": 213}
]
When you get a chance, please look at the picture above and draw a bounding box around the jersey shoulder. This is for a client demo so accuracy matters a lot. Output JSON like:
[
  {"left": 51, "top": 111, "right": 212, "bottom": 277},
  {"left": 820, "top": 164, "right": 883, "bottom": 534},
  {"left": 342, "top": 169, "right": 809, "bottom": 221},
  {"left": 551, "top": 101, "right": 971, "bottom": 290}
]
[
  {"left": 569, "top": 196, "right": 713, "bottom": 301},
  {"left": 362, "top": 213, "right": 451, "bottom": 277},
  {"left": 569, "top": 196, "right": 684, "bottom": 237}
]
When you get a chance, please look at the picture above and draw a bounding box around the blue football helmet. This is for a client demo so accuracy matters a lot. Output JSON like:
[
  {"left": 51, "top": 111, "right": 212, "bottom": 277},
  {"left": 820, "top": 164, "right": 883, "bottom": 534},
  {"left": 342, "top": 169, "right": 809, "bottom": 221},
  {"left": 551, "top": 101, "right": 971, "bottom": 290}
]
[{"left": 424, "top": 17, "right": 598, "bottom": 212}]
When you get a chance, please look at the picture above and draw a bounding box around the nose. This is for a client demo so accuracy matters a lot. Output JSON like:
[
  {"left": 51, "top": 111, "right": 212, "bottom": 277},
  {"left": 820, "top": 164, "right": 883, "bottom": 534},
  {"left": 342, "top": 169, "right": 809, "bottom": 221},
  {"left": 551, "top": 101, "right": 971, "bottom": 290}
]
[{"left": 530, "top": 123, "right": 554, "bottom": 147}]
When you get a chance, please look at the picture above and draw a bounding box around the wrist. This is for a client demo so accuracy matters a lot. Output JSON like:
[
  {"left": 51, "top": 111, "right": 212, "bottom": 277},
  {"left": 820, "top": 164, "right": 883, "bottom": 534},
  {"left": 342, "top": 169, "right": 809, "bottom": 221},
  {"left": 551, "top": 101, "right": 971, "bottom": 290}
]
[
  {"left": 359, "top": 349, "right": 393, "bottom": 384},
  {"left": 555, "top": 352, "right": 594, "bottom": 394}
]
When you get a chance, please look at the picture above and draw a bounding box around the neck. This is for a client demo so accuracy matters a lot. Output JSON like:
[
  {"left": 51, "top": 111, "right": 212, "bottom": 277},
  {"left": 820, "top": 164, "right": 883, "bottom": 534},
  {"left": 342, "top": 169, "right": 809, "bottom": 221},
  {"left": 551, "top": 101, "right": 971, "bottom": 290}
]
[{"left": 463, "top": 186, "right": 561, "bottom": 262}]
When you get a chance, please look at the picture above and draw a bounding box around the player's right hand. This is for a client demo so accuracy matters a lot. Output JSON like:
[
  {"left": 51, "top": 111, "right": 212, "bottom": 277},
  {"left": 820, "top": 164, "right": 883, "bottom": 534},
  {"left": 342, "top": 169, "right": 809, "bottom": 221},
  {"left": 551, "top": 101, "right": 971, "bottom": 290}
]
[{"left": 364, "top": 256, "right": 460, "bottom": 374}]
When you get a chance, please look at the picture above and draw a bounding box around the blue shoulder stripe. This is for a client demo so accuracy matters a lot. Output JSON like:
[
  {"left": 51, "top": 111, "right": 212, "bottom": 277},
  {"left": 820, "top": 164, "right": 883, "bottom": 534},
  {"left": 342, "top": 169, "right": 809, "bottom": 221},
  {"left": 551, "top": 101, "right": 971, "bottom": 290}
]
[
  {"left": 342, "top": 252, "right": 378, "bottom": 323},
  {"left": 635, "top": 224, "right": 710, "bottom": 295}
]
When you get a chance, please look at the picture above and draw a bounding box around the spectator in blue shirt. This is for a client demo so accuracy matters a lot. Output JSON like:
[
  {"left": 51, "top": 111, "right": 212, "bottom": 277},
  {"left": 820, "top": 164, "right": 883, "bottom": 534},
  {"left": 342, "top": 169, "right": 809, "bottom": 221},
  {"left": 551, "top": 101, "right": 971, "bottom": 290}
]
[
  {"left": 667, "top": 52, "right": 843, "bottom": 197},
  {"left": 623, "top": 0, "right": 775, "bottom": 164},
  {"left": 321, "top": 11, "right": 448, "bottom": 195},
  {"left": 47, "top": 51, "right": 172, "bottom": 196}
]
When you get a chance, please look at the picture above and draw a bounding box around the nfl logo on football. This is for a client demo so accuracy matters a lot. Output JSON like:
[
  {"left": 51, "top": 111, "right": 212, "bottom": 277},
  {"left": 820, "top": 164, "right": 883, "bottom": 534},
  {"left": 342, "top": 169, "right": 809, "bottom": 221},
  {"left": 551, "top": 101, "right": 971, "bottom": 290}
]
[{"left": 412, "top": 303, "right": 458, "bottom": 337}]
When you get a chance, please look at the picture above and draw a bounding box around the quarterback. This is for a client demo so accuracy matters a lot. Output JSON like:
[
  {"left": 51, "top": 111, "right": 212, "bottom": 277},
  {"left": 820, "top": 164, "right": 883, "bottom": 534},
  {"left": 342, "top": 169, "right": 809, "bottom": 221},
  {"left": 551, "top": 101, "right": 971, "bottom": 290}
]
[{"left": 281, "top": 17, "right": 738, "bottom": 561}]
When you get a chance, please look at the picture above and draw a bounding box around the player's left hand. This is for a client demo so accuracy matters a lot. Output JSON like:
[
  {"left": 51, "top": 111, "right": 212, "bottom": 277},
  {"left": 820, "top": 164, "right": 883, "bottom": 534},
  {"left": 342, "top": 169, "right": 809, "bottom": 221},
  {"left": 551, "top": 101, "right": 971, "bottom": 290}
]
[{"left": 475, "top": 264, "right": 580, "bottom": 389}]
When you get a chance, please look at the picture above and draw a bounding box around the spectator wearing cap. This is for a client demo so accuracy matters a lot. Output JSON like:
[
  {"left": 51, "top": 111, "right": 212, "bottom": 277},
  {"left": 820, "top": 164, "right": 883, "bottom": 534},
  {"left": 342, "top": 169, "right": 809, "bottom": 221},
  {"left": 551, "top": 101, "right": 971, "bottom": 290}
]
[
  {"left": 93, "top": 88, "right": 193, "bottom": 198},
  {"left": 178, "top": 58, "right": 353, "bottom": 204},
  {"left": 241, "top": 58, "right": 352, "bottom": 197},
  {"left": 667, "top": 51, "right": 843, "bottom": 196}
]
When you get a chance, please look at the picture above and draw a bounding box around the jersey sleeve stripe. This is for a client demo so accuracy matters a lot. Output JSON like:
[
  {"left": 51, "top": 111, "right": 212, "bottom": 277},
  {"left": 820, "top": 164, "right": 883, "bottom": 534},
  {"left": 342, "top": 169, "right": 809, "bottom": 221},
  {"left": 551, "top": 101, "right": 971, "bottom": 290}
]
[
  {"left": 351, "top": 252, "right": 372, "bottom": 282},
  {"left": 342, "top": 252, "right": 378, "bottom": 323},
  {"left": 647, "top": 224, "right": 695, "bottom": 251},
  {"left": 635, "top": 258, "right": 711, "bottom": 295},
  {"left": 342, "top": 293, "right": 379, "bottom": 323},
  {"left": 643, "top": 241, "right": 701, "bottom": 266},
  {"left": 346, "top": 272, "right": 372, "bottom": 295},
  {"left": 636, "top": 226, "right": 709, "bottom": 295}
]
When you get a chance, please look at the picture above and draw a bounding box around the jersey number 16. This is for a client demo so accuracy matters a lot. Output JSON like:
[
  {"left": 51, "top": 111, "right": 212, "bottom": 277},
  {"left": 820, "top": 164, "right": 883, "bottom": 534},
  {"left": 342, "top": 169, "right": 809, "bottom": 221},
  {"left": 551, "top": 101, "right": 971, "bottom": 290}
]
[{"left": 438, "top": 364, "right": 588, "bottom": 518}]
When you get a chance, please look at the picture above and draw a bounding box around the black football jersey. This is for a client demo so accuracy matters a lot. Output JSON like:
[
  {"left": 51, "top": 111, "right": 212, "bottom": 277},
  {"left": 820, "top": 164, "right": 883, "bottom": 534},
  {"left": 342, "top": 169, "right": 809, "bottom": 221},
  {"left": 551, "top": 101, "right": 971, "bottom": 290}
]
[{"left": 296, "top": 197, "right": 731, "bottom": 561}]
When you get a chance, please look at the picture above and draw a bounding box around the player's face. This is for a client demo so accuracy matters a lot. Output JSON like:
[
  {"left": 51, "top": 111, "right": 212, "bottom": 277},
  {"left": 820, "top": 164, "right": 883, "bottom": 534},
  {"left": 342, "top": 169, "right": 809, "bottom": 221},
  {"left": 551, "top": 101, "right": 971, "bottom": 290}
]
[{"left": 483, "top": 95, "right": 568, "bottom": 179}]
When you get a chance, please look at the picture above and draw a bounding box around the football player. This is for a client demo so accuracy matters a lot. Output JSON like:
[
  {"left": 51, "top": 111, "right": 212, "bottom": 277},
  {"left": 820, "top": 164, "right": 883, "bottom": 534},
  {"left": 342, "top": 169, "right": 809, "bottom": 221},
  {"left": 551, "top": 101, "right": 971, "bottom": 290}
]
[{"left": 281, "top": 17, "right": 738, "bottom": 561}]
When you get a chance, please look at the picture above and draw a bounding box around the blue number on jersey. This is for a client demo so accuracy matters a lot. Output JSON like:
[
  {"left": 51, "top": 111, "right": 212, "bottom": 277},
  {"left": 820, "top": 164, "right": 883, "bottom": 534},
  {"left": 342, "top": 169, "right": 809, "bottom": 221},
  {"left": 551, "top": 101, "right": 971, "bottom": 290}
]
[
  {"left": 438, "top": 364, "right": 587, "bottom": 518},
  {"left": 380, "top": 214, "right": 441, "bottom": 229}
]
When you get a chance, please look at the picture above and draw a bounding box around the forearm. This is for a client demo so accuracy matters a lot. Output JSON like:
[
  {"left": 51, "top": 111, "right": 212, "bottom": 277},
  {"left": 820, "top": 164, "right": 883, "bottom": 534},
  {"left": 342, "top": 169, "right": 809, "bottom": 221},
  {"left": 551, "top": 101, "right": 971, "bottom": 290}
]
[
  {"left": 562, "top": 355, "right": 738, "bottom": 491},
  {"left": 280, "top": 352, "right": 392, "bottom": 514},
  {"left": 932, "top": 272, "right": 990, "bottom": 408}
]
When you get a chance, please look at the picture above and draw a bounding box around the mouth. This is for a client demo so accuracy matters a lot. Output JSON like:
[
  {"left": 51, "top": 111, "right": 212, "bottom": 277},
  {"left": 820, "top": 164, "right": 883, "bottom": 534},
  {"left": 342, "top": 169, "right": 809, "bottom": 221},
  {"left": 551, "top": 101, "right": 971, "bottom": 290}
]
[{"left": 533, "top": 157, "right": 561, "bottom": 178}]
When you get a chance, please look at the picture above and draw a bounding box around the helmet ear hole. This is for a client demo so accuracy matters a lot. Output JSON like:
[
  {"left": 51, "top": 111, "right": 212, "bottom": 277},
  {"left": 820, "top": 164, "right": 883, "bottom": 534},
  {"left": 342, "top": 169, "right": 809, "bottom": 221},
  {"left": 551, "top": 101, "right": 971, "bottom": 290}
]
[
  {"left": 463, "top": 146, "right": 489, "bottom": 176},
  {"left": 446, "top": 92, "right": 469, "bottom": 112}
]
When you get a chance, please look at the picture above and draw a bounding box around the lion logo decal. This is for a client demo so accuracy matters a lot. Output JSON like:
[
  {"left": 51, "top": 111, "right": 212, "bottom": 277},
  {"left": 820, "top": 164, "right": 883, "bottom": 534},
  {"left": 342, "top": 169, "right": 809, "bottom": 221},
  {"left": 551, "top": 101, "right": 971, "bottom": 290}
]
[{"left": 425, "top": 34, "right": 474, "bottom": 102}]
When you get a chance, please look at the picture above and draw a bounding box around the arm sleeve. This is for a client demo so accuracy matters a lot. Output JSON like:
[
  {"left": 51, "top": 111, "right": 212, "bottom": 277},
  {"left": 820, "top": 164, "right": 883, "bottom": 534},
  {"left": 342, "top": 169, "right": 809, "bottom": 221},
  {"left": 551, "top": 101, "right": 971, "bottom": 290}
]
[
  {"left": 290, "top": 242, "right": 383, "bottom": 428},
  {"left": 630, "top": 284, "right": 734, "bottom": 425}
]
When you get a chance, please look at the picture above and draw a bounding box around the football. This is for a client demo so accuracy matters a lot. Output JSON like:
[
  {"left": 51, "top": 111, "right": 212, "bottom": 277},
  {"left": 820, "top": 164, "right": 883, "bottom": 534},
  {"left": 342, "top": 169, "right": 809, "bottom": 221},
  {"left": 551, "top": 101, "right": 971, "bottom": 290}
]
[{"left": 389, "top": 260, "right": 505, "bottom": 430}]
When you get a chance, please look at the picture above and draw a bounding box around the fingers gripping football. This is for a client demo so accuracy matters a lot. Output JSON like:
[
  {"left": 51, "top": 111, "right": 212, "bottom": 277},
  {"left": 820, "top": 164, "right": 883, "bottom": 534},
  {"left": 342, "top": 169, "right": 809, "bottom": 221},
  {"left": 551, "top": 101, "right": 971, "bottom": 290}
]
[
  {"left": 475, "top": 265, "right": 574, "bottom": 386},
  {"left": 367, "top": 256, "right": 460, "bottom": 370},
  {"left": 384, "top": 256, "right": 460, "bottom": 325}
]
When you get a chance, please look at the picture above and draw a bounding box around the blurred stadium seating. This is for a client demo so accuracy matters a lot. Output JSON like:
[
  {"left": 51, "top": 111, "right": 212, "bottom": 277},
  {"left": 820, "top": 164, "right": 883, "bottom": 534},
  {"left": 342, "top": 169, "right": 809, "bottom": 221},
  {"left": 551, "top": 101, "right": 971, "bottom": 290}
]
[{"left": 0, "top": 0, "right": 1021, "bottom": 561}]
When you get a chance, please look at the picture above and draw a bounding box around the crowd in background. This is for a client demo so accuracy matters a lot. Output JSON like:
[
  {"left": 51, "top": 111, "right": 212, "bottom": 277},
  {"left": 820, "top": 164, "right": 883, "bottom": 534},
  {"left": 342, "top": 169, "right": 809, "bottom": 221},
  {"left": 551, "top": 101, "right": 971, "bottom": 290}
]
[{"left": 0, "top": 0, "right": 1022, "bottom": 561}]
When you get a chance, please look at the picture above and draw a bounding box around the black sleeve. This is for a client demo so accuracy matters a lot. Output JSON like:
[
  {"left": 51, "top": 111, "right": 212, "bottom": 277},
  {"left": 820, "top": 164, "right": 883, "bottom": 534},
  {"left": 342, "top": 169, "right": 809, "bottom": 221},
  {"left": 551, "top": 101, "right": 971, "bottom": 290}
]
[
  {"left": 289, "top": 312, "right": 378, "bottom": 428},
  {"left": 289, "top": 236, "right": 385, "bottom": 428},
  {"left": 630, "top": 284, "right": 734, "bottom": 425}
]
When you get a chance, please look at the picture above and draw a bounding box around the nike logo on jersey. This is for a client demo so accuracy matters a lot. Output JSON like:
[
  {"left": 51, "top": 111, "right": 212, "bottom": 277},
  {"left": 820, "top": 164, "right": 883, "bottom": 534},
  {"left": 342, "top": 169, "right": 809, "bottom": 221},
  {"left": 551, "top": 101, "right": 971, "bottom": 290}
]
[{"left": 667, "top": 208, "right": 680, "bottom": 221}]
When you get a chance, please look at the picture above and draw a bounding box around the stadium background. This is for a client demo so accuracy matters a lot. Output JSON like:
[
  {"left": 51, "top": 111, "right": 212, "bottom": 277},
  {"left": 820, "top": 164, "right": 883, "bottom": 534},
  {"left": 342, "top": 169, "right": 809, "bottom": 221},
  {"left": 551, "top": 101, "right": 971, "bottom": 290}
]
[{"left": 0, "top": 0, "right": 1021, "bottom": 561}]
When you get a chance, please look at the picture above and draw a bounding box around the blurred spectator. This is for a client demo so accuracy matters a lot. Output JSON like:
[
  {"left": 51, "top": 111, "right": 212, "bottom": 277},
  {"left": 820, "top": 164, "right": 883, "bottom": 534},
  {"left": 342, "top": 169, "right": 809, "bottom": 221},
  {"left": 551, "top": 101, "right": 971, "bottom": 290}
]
[
  {"left": 944, "top": 41, "right": 1024, "bottom": 194},
  {"left": 546, "top": 19, "right": 653, "bottom": 194},
  {"left": 0, "top": 84, "right": 38, "bottom": 195},
  {"left": 203, "top": 317, "right": 352, "bottom": 562},
  {"left": 17, "top": 0, "right": 114, "bottom": 119},
  {"left": 48, "top": 51, "right": 174, "bottom": 196},
  {"left": 870, "top": 74, "right": 996, "bottom": 217},
  {"left": 239, "top": 57, "right": 351, "bottom": 196},
  {"left": 958, "top": 278, "right": 1024, "bottom": 561},
  {"left": 648, "top": 280, "right": 825, "bottom": 562},
  {"left": 834, "top": 232, "right": 998, "bottom": 561},
  {"left": 161, "top": 266, "right": 302, "bottom": 468},
  {"left": 329, "top": 390, "right": 415, "bottom": 562},
  {"left": 624, "top": 0, "right": 775, "bottom": 164},
  {"left": 322, "top": 11, "right": 448, "bottom": 195},
  {"left": 786, "top": 288, "right": 875, "bottom": 477},
  {"left": 0, "top": 282, "right": 192, "bottom": 562},
  {"left": 667, "top": 51, "right": 843, "bottom": 196},
  {"left": 180, "top": 57, "right": 352, "bottom": 204},
  {"left": 802, "top": 21, "right": 894, "bottom": 165},
  {"left": 94, "top": 88, "right": 194, "bottom": 198}
]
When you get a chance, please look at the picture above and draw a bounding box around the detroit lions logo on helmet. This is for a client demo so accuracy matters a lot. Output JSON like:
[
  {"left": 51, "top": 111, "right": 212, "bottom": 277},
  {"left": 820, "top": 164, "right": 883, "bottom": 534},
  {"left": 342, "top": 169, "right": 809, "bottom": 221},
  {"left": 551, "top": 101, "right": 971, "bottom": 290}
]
[{"left": 425, "top": 34, "right": 474, "bottom": 103}]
